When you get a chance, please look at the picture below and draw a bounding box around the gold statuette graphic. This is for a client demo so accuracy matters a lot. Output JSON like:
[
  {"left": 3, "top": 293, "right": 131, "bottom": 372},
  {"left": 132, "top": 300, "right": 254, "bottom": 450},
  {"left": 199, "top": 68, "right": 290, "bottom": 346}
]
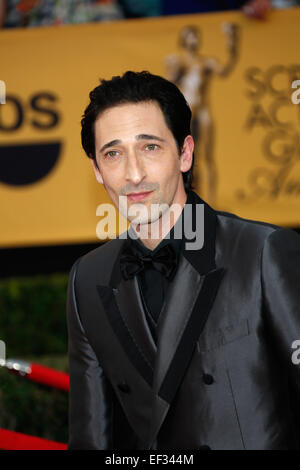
[{"left": 165, "top": 23, "right": 240, "bottom": 204}]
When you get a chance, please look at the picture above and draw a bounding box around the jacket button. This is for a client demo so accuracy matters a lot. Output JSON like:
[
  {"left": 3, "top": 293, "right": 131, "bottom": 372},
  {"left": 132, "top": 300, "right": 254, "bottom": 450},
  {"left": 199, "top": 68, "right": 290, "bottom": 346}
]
[
  {"left": 202, "top": 373, "right": 214, "bottom": 385},
  {"left": 117, "top": 382, "right": 131, "bottom": 393}
]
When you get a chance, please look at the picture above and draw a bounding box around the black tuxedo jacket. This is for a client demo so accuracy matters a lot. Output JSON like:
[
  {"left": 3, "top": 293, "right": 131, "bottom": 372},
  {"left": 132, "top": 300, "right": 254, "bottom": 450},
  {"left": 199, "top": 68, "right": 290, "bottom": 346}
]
[{"left": 67, "top": 191, "right": 300, "bottom": 450}]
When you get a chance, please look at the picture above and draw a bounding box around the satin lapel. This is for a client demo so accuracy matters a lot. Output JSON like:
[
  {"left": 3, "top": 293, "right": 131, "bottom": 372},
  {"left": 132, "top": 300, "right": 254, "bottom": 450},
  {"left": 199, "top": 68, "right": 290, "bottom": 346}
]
[
  {"left": 96, "top": 237, "right": 156, "bottom": 389},
  {"left": 146, "top": 258, "right": 225, "bottom": 447},
  {"left": 113, "top": 276, "right": 157, "bottom": 369},
  {"left": 145, "top": 191, "right": 226, "bottom": 448}
]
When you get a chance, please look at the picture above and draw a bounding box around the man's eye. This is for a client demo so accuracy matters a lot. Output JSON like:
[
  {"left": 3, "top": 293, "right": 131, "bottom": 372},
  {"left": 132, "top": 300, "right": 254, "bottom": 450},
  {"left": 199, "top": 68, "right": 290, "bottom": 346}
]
[
  {"left": 145, "top": 144, "right": 159, "bottom": 151},
  {"left": 105, "top": 150, "right": 119, "bottom": 158}
]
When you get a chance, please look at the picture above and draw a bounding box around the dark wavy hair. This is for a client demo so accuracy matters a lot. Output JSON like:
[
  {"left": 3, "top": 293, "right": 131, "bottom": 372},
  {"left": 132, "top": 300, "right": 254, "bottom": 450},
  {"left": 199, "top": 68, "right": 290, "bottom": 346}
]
[{"left": 81, "top": 70, "right": 194, "bottom": 192}]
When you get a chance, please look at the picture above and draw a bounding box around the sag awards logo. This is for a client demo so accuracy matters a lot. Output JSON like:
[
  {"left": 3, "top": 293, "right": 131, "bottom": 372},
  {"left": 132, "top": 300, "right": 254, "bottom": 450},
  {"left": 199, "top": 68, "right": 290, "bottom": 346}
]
[
  {"left": 0, "top": 80, "right": 62, "bottom": 186},
  {"left": 236, "top": 66, "right": 300, "bottom": 201}
]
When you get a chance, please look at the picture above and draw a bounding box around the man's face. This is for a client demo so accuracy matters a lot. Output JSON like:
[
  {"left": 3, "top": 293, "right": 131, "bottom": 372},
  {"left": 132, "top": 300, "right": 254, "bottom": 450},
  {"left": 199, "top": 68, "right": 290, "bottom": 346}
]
[{"left": 92, "top": 100, "right": 193, "bottom": 225}]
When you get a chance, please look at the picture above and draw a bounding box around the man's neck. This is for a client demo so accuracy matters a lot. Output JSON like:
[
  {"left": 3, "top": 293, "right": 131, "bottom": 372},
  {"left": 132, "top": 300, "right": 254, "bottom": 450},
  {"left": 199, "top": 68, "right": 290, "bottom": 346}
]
[{"left": 131, "top": 193, "right": 188, "bottom": 251}]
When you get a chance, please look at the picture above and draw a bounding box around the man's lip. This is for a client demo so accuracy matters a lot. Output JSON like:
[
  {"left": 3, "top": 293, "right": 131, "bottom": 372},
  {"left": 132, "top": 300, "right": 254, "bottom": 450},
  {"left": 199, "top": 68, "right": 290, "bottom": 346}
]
[{"left": 126, "top": 190, "right": 153, "bottom": 201}]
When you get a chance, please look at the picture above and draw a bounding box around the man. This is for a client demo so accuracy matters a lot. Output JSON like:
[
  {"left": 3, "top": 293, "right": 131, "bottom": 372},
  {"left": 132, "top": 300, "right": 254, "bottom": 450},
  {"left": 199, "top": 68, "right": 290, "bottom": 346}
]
[{"left": 67, "top": 70, "right": 300, "bottom": 450}]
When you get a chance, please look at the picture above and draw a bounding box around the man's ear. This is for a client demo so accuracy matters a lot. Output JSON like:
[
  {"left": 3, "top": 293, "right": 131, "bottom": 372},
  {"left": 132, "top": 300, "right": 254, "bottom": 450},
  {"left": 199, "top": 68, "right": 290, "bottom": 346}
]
[
  {"left": 90, "top": 157, "right": 104, "bottom": 184},
  {"left": 180, "top": 135, "right": 194, "bottom": 173}
]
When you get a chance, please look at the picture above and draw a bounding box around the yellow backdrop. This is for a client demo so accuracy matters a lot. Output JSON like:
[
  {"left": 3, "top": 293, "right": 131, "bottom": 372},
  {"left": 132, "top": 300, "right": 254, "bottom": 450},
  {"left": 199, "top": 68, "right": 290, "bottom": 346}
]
[{"left": 0, "top": 7, "right": 300, "bottom": 247}]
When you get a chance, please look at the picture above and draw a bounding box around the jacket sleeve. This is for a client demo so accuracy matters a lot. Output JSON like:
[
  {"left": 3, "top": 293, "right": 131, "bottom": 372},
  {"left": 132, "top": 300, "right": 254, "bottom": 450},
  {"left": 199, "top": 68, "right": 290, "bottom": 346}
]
[
  {"left": 66, "top": 257, "right": 114, "bottom": 450},
  {"left": 261, "top": 227, "right": 300, "bottom": 434}
]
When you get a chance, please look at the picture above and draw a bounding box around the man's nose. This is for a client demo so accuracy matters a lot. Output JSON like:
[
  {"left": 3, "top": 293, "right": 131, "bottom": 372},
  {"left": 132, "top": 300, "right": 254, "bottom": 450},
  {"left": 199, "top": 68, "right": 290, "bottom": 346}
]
[{"left": 125, "top": 152, "right": 146, "bottom": 185}]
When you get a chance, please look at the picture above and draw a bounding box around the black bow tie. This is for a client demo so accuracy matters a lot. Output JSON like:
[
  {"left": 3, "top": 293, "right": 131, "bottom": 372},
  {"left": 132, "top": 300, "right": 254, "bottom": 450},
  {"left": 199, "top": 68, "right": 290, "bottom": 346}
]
[{"left": 120, "top": 242, "right": 178, "bottom": 281}]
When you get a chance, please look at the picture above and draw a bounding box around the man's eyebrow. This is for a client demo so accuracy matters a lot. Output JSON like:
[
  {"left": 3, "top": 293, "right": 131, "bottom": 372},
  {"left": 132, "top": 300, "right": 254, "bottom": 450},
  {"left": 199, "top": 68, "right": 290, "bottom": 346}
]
[
  {"left": 98, "top": 134, "right": 166, "bottom": 154},
  {"left": 136, "top": 134, "right": 166, "bottom": 142},
  {"left": 99, "top": 139, "right": 122, "bottom": 154}
]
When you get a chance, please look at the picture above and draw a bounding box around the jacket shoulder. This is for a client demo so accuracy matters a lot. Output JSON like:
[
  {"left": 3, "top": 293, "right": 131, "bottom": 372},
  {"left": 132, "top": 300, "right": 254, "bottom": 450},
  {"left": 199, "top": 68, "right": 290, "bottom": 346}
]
[
  {"left": 213, "top": 208, "right": 300, "bottom": 263},
  {"left": 215, "top": 208, "right": 284, "bottom": 241},
  {"left": 193, "top": 190, "right": 284, "bottom": 243},
  {"left": 69, "top": 236, "right": 126, "bottom": 285}
]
